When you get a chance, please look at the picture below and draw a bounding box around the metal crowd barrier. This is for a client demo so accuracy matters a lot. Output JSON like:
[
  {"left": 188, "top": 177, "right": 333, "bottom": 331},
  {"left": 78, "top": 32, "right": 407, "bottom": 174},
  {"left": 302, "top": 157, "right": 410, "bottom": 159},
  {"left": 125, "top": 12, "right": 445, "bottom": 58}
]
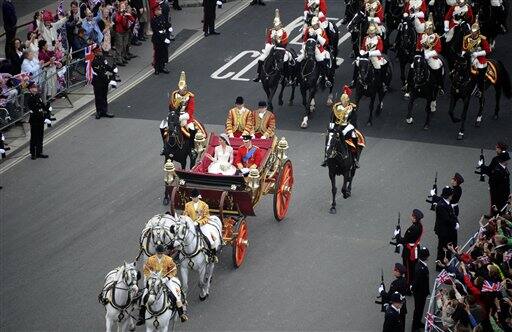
[
  {"left": 0, "top": 47, "right": 90, "bottom": 131},
  {"left": 424, "top": 231, "right": 480, "bottom": 331}
]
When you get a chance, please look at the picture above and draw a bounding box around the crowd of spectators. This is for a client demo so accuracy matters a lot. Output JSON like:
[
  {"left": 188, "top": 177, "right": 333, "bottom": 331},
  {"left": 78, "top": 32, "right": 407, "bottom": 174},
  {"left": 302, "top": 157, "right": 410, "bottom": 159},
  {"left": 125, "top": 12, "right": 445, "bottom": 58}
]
[{"left": 431, "top": 194, "right": 512, "bottom": 331}]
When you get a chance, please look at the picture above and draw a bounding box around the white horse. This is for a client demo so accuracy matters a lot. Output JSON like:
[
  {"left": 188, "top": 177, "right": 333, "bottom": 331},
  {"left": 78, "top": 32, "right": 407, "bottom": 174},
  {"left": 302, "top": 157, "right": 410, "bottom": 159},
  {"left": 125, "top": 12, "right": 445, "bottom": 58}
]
[
  {"left": 99, "top": 262, "right": 140, "bottom": 332},
  {"left": 172, "top": 215, "right": 222, "bottom": 301},
  {"left": 138, "top": 214, "right": 176, "bottom": 260},
  {"left": 143, "top": 272, "right": 181, "bottom": 332}
]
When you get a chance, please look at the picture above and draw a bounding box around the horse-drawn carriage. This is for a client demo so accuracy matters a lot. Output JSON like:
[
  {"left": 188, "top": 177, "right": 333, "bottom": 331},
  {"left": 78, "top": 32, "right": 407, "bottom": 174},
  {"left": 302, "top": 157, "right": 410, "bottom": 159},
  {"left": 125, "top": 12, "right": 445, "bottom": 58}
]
[{"left": 163, "top": 133, "right": 294, "bottom": 268}]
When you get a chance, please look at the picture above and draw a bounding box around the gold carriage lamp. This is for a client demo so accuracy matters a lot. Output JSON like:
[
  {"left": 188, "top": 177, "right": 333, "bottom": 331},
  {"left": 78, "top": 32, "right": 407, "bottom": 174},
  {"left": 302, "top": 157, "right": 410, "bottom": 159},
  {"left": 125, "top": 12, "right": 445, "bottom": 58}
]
[
  {"left": 248, "top": 168, "right": 261, "bottom": 190},
  {"left": 194, "top": 131, "right": 207, "bottom": 154},
  {"left": 164, "top": 159, "right": 177, "bottom": 185},
  {"left": 277, "top": 137, "right": 289, "bottom": 160}
]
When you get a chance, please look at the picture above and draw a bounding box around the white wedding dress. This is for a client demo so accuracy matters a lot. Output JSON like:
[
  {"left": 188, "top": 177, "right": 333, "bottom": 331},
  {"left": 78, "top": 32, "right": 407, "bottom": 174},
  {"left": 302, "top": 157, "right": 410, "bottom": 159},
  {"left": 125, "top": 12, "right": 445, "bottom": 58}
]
[{"left": 208, "top": 145, "right": 236, "bottom": 175}]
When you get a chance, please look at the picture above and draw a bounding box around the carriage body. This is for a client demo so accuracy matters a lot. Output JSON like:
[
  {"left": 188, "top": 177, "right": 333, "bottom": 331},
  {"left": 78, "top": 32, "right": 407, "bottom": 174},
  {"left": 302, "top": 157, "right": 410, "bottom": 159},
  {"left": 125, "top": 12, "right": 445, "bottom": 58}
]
[{"left": 165, "top": 133, "right": 294, "bottom": 267}]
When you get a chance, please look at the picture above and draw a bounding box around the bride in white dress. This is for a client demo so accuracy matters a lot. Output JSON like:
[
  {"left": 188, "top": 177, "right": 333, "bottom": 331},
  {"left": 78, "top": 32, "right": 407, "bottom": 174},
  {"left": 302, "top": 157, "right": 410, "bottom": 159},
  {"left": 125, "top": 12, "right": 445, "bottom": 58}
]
[{"left": 206, "top": 133, "right": 237, "bottom": 175}]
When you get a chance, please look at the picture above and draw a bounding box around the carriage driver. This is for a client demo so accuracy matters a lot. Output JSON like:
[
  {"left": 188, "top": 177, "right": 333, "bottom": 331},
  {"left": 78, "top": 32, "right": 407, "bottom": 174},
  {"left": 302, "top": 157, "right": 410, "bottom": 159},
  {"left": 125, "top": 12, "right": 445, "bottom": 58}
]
[
  {"left": 296, "top": 15, "right": 332, "bottom": 87},
  {"left": 462, "top": 20, "right": 490, "bottom": 98},
  {"left": 184, "top": 189, "right": 219, "bottom": 263},
  {"left": 253, "top": 9, "right": 293, "bottom": 84},
  {"left": 321, "top": 85, "right": 360, "bottom": 168},
  {"left": 137, "top": 244, "right": 188, "bottom": 326},
  {"left": 416, "top": 14, "right": 444, "bottom": 94},
  {"left": 443, "top": 0, "right": 473, "bottom": 42},
  {"left": 225, "top": 96, "right": 254, "bottom": 138}
]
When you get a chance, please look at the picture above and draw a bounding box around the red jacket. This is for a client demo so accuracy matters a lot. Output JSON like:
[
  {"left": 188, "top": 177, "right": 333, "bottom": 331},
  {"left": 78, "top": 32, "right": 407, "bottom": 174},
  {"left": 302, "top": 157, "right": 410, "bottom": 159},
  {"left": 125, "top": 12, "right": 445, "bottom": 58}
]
[
  {"left": 404, "top": 0, "right": 427, "bottom": 22},
  {"left": 265, "top": 29, "right": 289, "bottom": 47},
  {"left": 234, "top": 145, "right": 262, "bottom": 169},
  {"left": 463, "top": 35, "right": 490, "bottom": 65},
  {"left": 114, "top": 12, "right": 135, "bottom": 33},
  {"left": 304, "top": 0, "right": 327, "bottom": 16},
  {"left": 303, "top": 28, "right": 329, "bottom": 52},
  {"left": 366, "top": 2, "right": 385, "bottom": 24},
  {"left": 444, "top": 5, "right": 474, "bottom": 29}
]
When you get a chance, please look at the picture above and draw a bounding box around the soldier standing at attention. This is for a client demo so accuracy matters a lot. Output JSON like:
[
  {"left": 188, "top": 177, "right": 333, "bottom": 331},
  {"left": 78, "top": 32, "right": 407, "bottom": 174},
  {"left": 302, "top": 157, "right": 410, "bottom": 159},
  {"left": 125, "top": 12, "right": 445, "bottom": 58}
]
[
  {"left": 91, "top": 44, "right": 116, "bottom": 119},
  {"left": 411, "top": 247, "right": 430, "bottom": 332},
  {"left": 27, "top": 82, "right": 51, "bottom": 159},
  {"left": 395, "top": 209, "right": 424, "bottom": 291},
  {"left": 379, "top": 263, "right": 408, "bottom": 331},
  {"left": 151, "top": 4, "right": 171, "bottom": 75},
  {"left": 383, "top": 292, "right": 404, "bottom": 332}
]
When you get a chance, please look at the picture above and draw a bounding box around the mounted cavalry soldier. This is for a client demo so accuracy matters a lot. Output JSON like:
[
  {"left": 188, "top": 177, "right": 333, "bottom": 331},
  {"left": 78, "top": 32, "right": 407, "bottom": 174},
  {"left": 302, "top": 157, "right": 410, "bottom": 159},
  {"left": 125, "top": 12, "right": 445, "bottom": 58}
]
[
  {"left": 137, "top": 244, "right": 188, "bottom": 326},
  {"left": 403, "top": 0, "right": 427, "bottom": 33},
  {"left": 253, "top": 9, "right": 292, "bottom": 83},
  {"left": 462, "top": 20, "right": 491, "bottom": 98},
  {"left": 321, "top": 86, "right": 362, "bottom": 168},
  {"left": 304, "top": 0, "right": 328, "bottom": 28},
  {"left": 365, "top": 0, "right": 386, "bottom": 37},
  {"left": 225, "top": 96, "right": 254, "bottom": 138},
  {"left": 184, "top": 189, "right": 220, "bottom": 263},
  {"left": 296, "top": 15, "right": 332, "bottom": 87},
  {"left": 444, "top": 0, "right": 474, "bottom": 42},
  {"left": 354, "top": 24, "right": 389, "bottom": 91},
  {"left": 416, "top": 14, "right": 444, "bottom": 93}
]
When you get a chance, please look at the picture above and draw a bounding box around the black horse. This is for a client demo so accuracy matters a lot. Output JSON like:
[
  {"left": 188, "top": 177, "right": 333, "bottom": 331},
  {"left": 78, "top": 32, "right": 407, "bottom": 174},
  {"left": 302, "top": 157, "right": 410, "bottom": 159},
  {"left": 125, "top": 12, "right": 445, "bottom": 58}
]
[
  {"left": 385, "top": 0, "right": 405, "bottom": 49},
  {"left": 477, "top": 0, "right": 507, "bottom": 48},
  {"left": 347, "top": 10, "right": 368, "bottom": 58},
  {"left": 448, "top": 54, "right": 512, "bottom": 140},
  {"left": 261, "top": 47, "right": 288, "bottom": 112},
  {"left": 354, "top": 56, "right": 392, "bottom": 126},
  {"left": 296, "top": 38, "right": 320, "bottom": 129},
  {"left": 405, "top": 55, "right": 440, "bottom": 130},
  {"left": 395, "top": 17, "right": 417, "bottom": 89},
  {"left": 429, "top": 1, "right": 448, "bottom": 35},
  {"left": 325, "top": 129, "right": 361, "bottom": 214},
  {"left": 443, "top": 21, "right": 471, "bottom": 69}
]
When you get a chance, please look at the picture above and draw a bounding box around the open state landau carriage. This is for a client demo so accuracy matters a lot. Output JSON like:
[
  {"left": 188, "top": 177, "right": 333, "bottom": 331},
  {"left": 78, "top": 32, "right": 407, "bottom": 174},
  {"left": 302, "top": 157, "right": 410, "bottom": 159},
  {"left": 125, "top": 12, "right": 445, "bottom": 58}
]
[{"left": 163, "top": 133, "right": 294, "bottom": 268}]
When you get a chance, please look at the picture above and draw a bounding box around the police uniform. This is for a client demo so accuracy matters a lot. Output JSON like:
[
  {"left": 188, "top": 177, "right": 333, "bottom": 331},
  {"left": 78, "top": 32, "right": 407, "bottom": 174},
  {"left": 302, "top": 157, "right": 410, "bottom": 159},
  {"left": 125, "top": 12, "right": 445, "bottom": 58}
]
[
  {"left": 27, "top": 84, "right": 51, "bottom": 159},
  {"left": 411, "top": 248, "right": 430, "bottom": 331},
  {"left": 203, "top": 0, "right": 219, "bottom": 36},
  {"left": 383, "top": 302, "right": 403, "bottom": 332},
  {"left": 91, "top": 47, "right": 116, "bottom": 119},
  {"left": 150, "top": 5, "right": 170, "bottom": 75},
  {"left": 434, "top": 187, "right": 458, "bottom": 264}
]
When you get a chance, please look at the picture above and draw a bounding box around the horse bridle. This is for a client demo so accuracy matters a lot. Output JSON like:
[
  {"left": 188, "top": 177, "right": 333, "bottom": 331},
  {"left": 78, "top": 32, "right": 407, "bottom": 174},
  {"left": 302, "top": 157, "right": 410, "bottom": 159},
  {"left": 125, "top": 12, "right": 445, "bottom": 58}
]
[
  {"left": 412, "top": 56, "right": 429, "bottom": 87},
  {"left": 357, "top": 57, "right": 371, "bottom": 89},
  {"left": 145, "top": 276, "right": 172, "bottom": 328},
  {"left": 262, "top": 47, "right": 285, "bottom": 78},
  {"left": 166, "top": 111, "right": 184, "bottom": 149},
  {"left": 101, "top": 266, "right": 138, "bottom": 321},
  {"left": 174, "top": 220, "right": 203, "bottom": 261}
]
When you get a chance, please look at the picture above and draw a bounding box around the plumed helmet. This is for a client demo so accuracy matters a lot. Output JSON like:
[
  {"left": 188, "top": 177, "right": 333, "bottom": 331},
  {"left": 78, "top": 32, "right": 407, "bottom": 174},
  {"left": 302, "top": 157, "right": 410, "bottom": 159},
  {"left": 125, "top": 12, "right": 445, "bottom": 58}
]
[
  {"left": 456, "top": 0, "right": 466, "bottom": 5},
  {"left": 340, "top": 85, "right": 352, "bottom": 103},
  {"left": 367, "top": 24, "right": 378, "bottom": 35},
  {"left": 311, "top": 15, "right": 320, "bottom": 27},
  {"left": 178, "top": 71, "right": 187, "bottom": 91},
  {"left": 471, "top": 20, "right": 480, "bottom": 33},
  {"left": 425, "top": 13, "right": 434, "bottom": 31},
  {"left": 273, "top": 9, "right": 282, "bottom": 29}
]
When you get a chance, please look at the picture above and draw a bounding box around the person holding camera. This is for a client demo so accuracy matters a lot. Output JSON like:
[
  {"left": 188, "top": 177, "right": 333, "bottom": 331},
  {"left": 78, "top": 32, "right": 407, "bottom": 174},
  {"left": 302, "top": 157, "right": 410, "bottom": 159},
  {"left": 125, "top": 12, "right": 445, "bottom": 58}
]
[{"left": 113, "top": 1, "right": 135, "bottom": 66}]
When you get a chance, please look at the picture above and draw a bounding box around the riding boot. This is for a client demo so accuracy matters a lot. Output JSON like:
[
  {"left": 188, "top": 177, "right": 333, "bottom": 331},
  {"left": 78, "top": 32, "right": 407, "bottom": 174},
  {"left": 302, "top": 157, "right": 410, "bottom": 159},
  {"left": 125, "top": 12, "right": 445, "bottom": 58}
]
[
  {"left": 178, "top": 306, "right": 188, "bottom": 322},
  {"left": 380, "top": 64, "right": 388, "bottom": 92},
  {"left": 136, "top": 305, "right": 146, "bottom": 326},
  {"left": 322, "top": 59, "right": 332, "bottom": 87},
  {"left": 253, "top": 60, "right": 263, "bottom": 82},
  {"left": 349, "top": 65, "right": 358, "bottom": 88},
  {"left": 435, "top": 68, "right": 444, "bottom": 95},
  {"left": 160, "top": 128, "right": 167, "bottom": 155},
  {"left": 351, "top": 136, "right": 360, "bottom": 168},
  {"left": 476, "top": 67, "right": 486, "bottom": 97},
  {"left": 321, "top": 132, "right": 331, "bottom": 167}
]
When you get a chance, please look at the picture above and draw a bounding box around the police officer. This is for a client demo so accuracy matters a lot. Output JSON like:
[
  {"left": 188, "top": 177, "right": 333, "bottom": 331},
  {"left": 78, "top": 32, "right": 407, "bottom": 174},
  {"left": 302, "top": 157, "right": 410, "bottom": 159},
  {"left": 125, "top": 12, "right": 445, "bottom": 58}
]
[
  {"left": 396, "top": 209, "right": 424, "bottom": 290},
  {"left": 379, "top": 263, "right": 408, "bottom": 331},
  {"left": 434, "top": 186, "right": 458, "bottom": 270},
  {"left": 488, "top": 152, "right": 511, "bottom": 213},
  {"left": 383, "top": 292, "right": 404, "bottom": 332},
  {"left": 151, "top": 4, "right": 171, "bottom": 75},
  {"left": 91, "top": 44, "right": 116, "bottom": 119},
  {"left": 411, "top": 247, "right": 430, "bottom": 332},
  {"left": 27, "top": 82, "right": 51, "bottom": 159},
  {"left": 203, "top": 0, "right": 220, "bottom": 37}
]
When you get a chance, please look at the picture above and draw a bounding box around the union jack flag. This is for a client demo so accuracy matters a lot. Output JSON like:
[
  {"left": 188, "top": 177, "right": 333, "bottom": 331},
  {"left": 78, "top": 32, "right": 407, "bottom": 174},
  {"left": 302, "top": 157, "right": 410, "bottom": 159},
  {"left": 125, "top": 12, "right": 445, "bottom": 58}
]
[
  {"left": 436, "top": 270, "right": 451, "bottom": 284},
  {"left": 85, "top": 44, "right": 96, "bottom": 84},
  {"left": 482, "top": 280, "right": 502, "bottom": 292},
  {"left": 504, "top": 250, "right": 512, "bottom": 262},
  {"left": 57, "top": 0, "right": 64, "bottom": 16},
  {"left": 426, "top": 312, "right": 435, "bottom": 328},
  {"left": 478, "top": 255, "right": 490, "bottom": 264}
]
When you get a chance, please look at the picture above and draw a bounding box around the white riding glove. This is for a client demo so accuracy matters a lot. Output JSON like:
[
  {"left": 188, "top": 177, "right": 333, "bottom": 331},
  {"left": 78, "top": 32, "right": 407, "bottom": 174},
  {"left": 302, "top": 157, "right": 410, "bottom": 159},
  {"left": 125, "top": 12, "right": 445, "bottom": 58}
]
[
  {"left": 430, "top": 189, "right": 436, "bottom": 196},
  {"left": 113, "top": 67, "right": 118, "bottom": 74},
  {"left": 378, "top": 285, "right": 384, "bottom": 293},
  {"left": 165, "top": 38, "right": 171, "bottom": 44},
  {"left": 455, "top": 223, "right": 460, "bottom": 230},
  {"left": 44, "top": 119, "right": 52, "bottom": 125},
  {"left": 478, "top": 160, "right": 483, "bottom": 166},
  {"left": 261, "top": 135, "right": 267, "bottom": 139},
  {"left": 0, "top": 149, "right": 5, "bottom": 154},
  {"left": 329, "top": 122, "right": 335, "bottom": 129},
  {"left": 168, "top": 27, "right": 173, "bottom": 33},
  {"left": 48, "top": 106, "right": 53, "bottom": 112},
  {"left": 393, "top": 229, "right": 400, "bottom": 237},
  {"left": 159, "top": 30, "right": 164, "bottom": 34},
  {"left": 241, "top": 167, "right": 250, "bottom": 175}
]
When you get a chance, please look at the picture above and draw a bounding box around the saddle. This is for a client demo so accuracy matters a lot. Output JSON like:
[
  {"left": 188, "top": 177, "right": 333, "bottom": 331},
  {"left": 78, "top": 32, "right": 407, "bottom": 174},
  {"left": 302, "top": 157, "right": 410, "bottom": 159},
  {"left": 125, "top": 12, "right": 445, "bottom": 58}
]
[
  {"left": 470, "top": 60, "right": 497, "bottom": 84},
  {"left": 344, "top": 129, "right": 366, "bottom": 151}
]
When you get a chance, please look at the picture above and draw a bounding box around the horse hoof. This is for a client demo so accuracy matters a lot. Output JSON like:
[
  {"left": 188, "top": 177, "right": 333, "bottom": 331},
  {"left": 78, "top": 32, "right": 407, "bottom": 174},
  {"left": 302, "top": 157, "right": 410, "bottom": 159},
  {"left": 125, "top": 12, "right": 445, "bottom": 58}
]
[
  {"left": 342, "top": 191, "right": 349, "bottom": 199},
  {"left": 493, "top": 114, "right": 499, "bottom": 120},
  {"left": 474, "top": 121, "right": 481, "bottom": 128},
  {"left": 452, "top": 117, "right": 461, "bottom": 123},
  {"left": 403, "top": 93, "right": 410, "bottom": 100},
  {"left": 406, "top": 117, "right": 413, "bottom": 124},
  {"left": 329, "top": 207, "right": 336, "bottom": 214},
  {"left": 278, "top": 100, "right": 284, "bottom": 106},
  {"left": 366, "top": 121, "right": 372, "bottom": 127},
  {"left": 163, "top": 197, "right": 169, "bottom": 206},
  {"left": 346, "top": 191, "right": 351, "bottom": 198},
  {"left": 423, "top": 124, "right": 430, "bottom": 130},
  {"left": 199, "top": 295, "right": 207, "bottom": 301},
  {"left": 457, "top": 132, "right": 464, "bottom": 140}
]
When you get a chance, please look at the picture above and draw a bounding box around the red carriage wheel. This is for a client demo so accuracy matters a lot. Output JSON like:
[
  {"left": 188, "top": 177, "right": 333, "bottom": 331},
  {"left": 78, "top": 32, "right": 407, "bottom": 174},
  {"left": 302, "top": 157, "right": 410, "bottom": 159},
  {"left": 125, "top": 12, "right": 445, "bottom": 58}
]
[
  {"left": 273, "top": 160, "right": 294, "bottom": 221},
  {"left": 232, "top": 219, "right": 248, "bottom": 268}
]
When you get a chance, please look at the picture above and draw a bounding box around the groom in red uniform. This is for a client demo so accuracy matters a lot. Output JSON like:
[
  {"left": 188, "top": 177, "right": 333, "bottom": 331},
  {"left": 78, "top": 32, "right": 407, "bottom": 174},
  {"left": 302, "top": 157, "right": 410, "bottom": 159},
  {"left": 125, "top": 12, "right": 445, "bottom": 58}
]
[{"left": 234, "top": 135, "right": 262, "bottom": 175}]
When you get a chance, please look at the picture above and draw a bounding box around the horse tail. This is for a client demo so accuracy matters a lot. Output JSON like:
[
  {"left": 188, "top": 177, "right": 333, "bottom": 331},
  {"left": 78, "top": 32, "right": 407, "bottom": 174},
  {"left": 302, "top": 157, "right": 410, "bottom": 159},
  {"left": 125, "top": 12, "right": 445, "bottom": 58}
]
[{"left": 498, "top": 61, "right": 512, "bottom": 99}]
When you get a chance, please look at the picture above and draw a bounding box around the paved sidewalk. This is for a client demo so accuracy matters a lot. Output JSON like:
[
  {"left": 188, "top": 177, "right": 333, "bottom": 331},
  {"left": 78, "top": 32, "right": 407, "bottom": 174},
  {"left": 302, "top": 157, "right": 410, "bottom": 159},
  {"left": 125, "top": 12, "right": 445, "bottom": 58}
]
[{"left": 1, "top": 0, "right": 247, "bottom": 163}]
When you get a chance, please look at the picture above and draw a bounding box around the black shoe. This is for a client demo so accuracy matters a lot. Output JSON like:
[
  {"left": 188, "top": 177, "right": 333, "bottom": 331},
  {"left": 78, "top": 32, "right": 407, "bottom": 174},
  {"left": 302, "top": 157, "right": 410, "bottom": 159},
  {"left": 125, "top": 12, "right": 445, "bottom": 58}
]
[
  {"left": 204, "top": 32, "right": 209, "bottom": 37},
  {"left": 180, "top": 314, "right": 188, "bottom": 322},
  {"left": 31, "top": 155, "right": 37, "bottom": 160},
  {"left": 210, "top": 31, "right": 220, "bottom": 35},
  {"left": 155, "top": 70, "right": 160, "bottom": 75},
  {"left": 161, "top": 69, "right": 170, "bottom": 74},
  {"left": 116, "top": 62, "right": 126, "bottom": 66},
  {"left": 95, "top": 114, "right": 101, "bottom": 119},
  {"left": 37, "top": 154, "right": 49, "bottom": 158},
  {"left": 49, "top": 117, "right": 57, "bottom": 121},
  {"left": 104, "top": 113, "right": 115, "bottom": 118},
  {"left": 258, "top": 1, "right": 265, "bottom": 5},
  {"left": 173, "top": 5, "right": 182, "bottom": 10},
  {"left": 131, "top": 41, "right": 142, "bottom": 46}
]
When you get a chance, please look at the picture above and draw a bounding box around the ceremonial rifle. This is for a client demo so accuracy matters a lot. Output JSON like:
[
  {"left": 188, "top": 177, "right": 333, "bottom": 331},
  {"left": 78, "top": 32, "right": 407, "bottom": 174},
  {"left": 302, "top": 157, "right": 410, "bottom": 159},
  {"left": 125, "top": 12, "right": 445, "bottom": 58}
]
[
  {"left": 389, "top": 212, "right": 401, "bottom": 253},
  {"left": 426, "top": 172, "right": 438, "bottom": 210},
  {"left": 374, "top": 268, "right": 387, "bottom": 312},
  {"left": 474, "top": 148, "right": 486, "bottom": 182}
]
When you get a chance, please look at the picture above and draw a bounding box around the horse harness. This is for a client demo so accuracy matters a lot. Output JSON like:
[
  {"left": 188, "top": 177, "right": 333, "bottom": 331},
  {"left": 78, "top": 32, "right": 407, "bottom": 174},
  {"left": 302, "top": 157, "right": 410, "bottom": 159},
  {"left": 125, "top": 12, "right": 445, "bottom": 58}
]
[{"left": 99, "top": 269, "right": 140, "bottom": 322}]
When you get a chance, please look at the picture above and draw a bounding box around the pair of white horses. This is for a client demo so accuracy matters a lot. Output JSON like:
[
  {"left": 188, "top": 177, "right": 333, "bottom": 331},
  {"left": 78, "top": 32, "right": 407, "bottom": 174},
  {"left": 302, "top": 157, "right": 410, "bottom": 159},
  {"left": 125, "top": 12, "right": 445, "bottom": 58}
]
[{"left": 99, "top": 213, "right": 222, "bottom": 331}]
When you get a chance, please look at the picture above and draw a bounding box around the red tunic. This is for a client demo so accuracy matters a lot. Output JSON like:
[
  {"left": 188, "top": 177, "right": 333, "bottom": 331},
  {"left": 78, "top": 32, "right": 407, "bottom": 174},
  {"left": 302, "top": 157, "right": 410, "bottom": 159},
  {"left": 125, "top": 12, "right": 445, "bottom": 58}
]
[
  {"left": 304, "top": 0, "right": 328, "bottom": 17},
  {"left": 416, "top": 33, "right": 442, "bottom": 53},
  {"left": 234, "top": 145, "right": 262, "bottom": 169},
  {"left": 366, "top": 2, "right": 385, "bottom": 24},
  {"left": 463, "top": 36, "right": 491, "bottom": 65},
  {"left": 265, "top": 29, "right": 289, "bottom": 47},
  {"left": 444, "top": 5, "right": 474, "bottom": 29},
  {"left": 403, "top": 0, "right": 427, "bottom": 23},
  {"left": 303, "top": 28, "right": 329, "bottom": 52}
]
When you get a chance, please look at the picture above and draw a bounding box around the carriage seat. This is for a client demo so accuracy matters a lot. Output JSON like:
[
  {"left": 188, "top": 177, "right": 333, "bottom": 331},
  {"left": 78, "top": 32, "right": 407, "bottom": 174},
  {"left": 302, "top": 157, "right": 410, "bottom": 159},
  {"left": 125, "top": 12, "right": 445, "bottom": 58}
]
[{"left": 192, "top": 134, "right": 273, "bottom": 174}]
